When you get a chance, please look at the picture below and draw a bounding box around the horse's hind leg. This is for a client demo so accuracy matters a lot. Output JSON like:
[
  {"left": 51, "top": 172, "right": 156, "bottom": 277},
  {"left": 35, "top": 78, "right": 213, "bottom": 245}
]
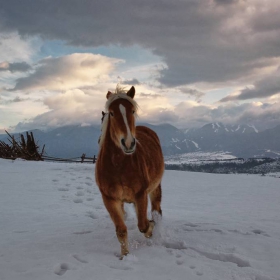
[
  {"left": 135, "top": 191, "right": 154, "bottom": 238},
  {"left": 121, "top": 201, "right": 127, "bottom": 220},
  {"left": 101, "top": 194, "right": 129, "bottom": 257},
  {"left": 149, "top": 183, "right": 162, "bottom": 217}
]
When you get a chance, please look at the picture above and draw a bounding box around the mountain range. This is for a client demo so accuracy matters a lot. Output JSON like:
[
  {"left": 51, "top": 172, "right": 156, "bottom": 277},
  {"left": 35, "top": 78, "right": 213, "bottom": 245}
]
[{"left": 1, "top": 122, "right": 280, "bottom": 158}]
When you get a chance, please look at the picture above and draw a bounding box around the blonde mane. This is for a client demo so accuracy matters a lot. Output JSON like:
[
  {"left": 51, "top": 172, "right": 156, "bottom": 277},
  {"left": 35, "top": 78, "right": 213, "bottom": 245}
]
[{"left": 99, "top": 86, "right": 139, "bottom": 147}]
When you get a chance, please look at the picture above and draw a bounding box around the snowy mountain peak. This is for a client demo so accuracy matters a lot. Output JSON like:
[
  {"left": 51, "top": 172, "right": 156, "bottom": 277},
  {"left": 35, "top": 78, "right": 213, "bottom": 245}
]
[{"left": 200, "top": 123, "right": 259, "bottom": 135}]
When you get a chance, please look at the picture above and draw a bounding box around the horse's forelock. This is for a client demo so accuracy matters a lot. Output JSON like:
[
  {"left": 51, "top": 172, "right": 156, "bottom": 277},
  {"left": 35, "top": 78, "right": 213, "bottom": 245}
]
[{"left": 105, "top": 93, "right": 138, "bottom": 113}]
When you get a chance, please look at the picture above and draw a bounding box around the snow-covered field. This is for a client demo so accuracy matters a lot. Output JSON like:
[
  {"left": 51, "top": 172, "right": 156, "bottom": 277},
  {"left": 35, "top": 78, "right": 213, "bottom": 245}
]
[
  {"left": 165, "top": 151, "right": 238, "bottom": 165},
  {"left": 1, "top": 159, "right": 280, "bottom": 280}
]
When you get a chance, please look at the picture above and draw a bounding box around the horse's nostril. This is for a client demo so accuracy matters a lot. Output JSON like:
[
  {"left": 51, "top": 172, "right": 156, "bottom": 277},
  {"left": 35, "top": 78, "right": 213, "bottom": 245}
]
[{"left": 121, "top": 138, "right": 136, "bottom": 151}]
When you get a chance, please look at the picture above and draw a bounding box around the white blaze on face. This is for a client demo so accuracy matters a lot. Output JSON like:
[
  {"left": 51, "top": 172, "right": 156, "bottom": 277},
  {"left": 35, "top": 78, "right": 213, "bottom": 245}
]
[{"left": 119, "top": 104, "right": 134, "bottom": 149}]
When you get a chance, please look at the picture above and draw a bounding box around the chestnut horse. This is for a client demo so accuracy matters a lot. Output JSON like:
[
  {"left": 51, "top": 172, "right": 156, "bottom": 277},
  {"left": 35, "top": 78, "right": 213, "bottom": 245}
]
[{"left": 95, "top": 86, "right": 164, "bottom": 257}]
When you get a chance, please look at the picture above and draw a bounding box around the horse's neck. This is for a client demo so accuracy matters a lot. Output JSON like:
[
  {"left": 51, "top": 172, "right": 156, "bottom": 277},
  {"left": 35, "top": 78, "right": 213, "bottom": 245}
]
[{"left": 100, "top": 131, "right": 124, "bottom": 160}]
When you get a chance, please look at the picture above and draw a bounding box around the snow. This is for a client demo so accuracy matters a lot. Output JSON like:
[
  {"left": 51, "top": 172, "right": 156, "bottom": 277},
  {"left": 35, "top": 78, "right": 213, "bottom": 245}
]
[
  {"left": 1, "top": 159, "right": 280, "bottom": 280},
  {"left": 266, "top": 150, "right": 280, "bottom": 156},
  {"left": 165, "top": 151, "right": 237, "bottom": 165},
  {"left": 248, "top": 125, "right": 259, "bottom": 133},
  {"left": 171, "top": 138, "right": 180, "bottom": 143},
  {"left": 191, "top": 141, "right": 199, "bottom": 149}
]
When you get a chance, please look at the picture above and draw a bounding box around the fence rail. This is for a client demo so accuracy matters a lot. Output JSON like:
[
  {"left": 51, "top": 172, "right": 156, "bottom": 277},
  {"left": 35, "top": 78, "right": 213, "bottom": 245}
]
[{"left": 42, "top": 154, "right": 97, "bottom": 163}]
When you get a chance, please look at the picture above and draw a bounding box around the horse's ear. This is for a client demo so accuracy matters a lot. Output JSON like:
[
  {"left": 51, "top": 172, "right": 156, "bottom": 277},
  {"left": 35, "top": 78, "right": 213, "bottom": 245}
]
[
  {"left": 127, "top": 86, "right": 135, "bottom": 99},
  {"left": 106, "top": 91, "right": 113, "bottom": 99}
]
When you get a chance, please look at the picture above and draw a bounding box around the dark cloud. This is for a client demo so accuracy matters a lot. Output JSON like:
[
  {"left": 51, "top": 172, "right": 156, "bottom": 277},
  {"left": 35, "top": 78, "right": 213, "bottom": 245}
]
[
  {"left": 179, "top": 87, "right": 205, "bottom": 101},
  {"left": 220, "top": 68, "right": 280, "bottom": 102},
  {"left": 140, "top": 93, "right": 162, "bottom": 98},
  {"left": 0, "top": 61, "right": 31, "bottom": 72},
  {"left": 214, "top": 0, "right": 238, "bottom": 5},
  {"left": 122, "top": 78, "right": 140, "bottom": 85},
  {"left": 10, "top": 96, "right": 25, "bottom": 102},
  {"left": 2, "top": 96, "right": 27, "bottom": 103},
  {"left": 1, "top": 1, "right": 280, "bottom": 88}
]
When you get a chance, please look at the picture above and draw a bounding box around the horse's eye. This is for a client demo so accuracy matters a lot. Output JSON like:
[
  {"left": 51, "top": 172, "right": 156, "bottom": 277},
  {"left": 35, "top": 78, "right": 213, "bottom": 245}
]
[
  {"left": 110, "top": 112, "right": 114, "bottom": 117},
  {"left": 132, "top": 110, "right": 135, "bottom": 114}
]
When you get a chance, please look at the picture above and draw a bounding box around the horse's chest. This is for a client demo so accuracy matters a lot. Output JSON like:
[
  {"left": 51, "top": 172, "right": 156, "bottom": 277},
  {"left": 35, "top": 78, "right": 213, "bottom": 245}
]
[
  {"left": 101, "top": 181, "right": 139, "bottom": 203},
  {"left": 96, "top": 151, "right": 146, "bottom": 200},
  {"left": 100, "top": 171, "right": 142, "bottom": 202}
]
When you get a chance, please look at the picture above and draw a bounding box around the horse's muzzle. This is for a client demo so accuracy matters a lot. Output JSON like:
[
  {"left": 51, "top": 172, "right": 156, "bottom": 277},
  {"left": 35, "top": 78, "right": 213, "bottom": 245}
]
[{"left": 121, "top": 138, "right": 136, "bottom": 154}]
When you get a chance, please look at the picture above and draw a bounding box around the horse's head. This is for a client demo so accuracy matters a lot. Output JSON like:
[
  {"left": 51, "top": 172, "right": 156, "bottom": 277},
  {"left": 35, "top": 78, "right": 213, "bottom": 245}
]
[{"left": 104, "top": 86, "right": 138, "bottom": 154}]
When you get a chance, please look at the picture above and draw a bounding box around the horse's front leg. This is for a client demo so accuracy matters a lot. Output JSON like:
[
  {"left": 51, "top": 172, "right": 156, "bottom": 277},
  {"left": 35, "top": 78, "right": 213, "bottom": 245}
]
[
  {"left": 135, "top": 191, "right": 155, "bottom": 238},
  {"left": 101, "top": 194, "right": 129, "bottom": 257}
]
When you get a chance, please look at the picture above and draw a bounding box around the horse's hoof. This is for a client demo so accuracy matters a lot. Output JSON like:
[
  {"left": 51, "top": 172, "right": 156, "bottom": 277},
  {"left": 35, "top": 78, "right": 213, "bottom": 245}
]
[
  {"left": 119, "top": 252, "right": 129, "bottom": 260},
  {"left": 144, "top": 220, "right": 155, "bottom": 238}
]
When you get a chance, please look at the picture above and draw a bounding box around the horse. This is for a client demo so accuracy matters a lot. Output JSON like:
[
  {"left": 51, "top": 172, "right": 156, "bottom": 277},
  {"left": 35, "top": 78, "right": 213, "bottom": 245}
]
[{"left": 95, "top": 86, "right": 164, "bottom": 258}]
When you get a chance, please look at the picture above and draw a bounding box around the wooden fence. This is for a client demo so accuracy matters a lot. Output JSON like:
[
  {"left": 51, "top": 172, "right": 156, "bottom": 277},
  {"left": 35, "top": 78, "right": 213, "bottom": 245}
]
[
  {"left": 42, "top": 154, "right": 96, "bottom": 163},
  {"left": 0, "top": 130, "right": 96, "bottom": 163}
]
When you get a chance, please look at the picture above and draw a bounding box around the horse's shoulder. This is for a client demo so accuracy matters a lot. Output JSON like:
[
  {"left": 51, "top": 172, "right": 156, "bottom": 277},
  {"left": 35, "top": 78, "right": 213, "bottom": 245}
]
[
  {"left": 136, "top": 125, "right": 161, "bottom": 145},
  {"left": 136, "top": 125, "right": 157, "bottom": 136}
]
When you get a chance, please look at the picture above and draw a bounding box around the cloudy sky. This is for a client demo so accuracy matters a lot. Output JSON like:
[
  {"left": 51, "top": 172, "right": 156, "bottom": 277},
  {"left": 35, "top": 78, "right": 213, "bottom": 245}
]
[{"left": 1, "top": 0, "right": 280, "bottom": 133}]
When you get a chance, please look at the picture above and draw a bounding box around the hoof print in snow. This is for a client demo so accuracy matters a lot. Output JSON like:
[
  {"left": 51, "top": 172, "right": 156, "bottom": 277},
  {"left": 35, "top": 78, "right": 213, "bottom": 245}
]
[
  {"left": 176, "top": 259, "right": 184, "bottom": 265},
  {"left": 54, "top": 263, "right": 69, "bottom": 276},
  {"left": 163, "top": 240, "right": 187, "bottom": 250},
  {"left": 73, "top": 230, "right": 92, "bottom": 235},
  {"left": 184, "top": 223, "right": 199, "bottom": 228},
  {"left": 58, "top": 187, "right": 69, "bottom": 192},
  {"left": 73, "top": 198, "right": 83, "bottom": 203},
  {"left": 86, "top": 211, "right": 98, "bottom": 219},
  {"left": 190, "top": 265, "right": 196, "bottom": 269},
  {"left": 191, "top": 248, "right": 251, "bottom": 268},
  {"left": 75, "top": 191, "right": 84, "bottom": 196},
  {"left": 72, "top": 254, "right": 88, "bottom": 263},
  {"left": 252, "top": 229, "right": 270, "bottom": 237}
]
